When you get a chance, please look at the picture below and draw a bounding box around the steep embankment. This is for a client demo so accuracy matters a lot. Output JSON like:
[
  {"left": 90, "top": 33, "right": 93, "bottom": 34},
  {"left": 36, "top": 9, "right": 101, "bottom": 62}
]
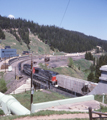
[{"left": 1, "top": 30, "right": 51, "bottom": 55}]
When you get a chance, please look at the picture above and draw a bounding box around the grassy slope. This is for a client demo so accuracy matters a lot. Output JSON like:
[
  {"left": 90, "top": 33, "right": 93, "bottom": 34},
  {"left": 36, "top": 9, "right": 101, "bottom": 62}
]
[
  {"left": 1, "top": 31, "right": 50, "bottom": 55},
  {"left": 2, "top": 31, "right": 92, "bottom": 80},
  {"left": 1, "top": 31, "right": 28, "bottom": 54},
  {"left": 49, "top": 67, "right": 85, "bottom": 79},
  {"left": 12, "top": 90, "right": 69, "bottom": 110},
  {"left": 29, "top": 33, "right": 50, "bottom": 55},
  {"left": 41, "top": 58, "right": 92, "bottom": 80},
  {"left": 74, "top": 59, "right": 92, "bottom": 80}
]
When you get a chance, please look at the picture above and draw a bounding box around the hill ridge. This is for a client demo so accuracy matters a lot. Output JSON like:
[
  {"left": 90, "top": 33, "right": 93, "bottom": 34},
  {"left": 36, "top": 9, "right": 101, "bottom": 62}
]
[{"left": 0, "top": 15, "right": 107, "bottom": 53}]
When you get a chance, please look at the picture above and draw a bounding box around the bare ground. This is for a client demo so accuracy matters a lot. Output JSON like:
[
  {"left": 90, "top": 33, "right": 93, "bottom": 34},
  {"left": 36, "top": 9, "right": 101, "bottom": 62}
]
[
  {"left": 14, "top": 113, "right": 101, "bottom": 120},
  {"left": 13, "top": 100, "right": 105, "bottom": 120}
]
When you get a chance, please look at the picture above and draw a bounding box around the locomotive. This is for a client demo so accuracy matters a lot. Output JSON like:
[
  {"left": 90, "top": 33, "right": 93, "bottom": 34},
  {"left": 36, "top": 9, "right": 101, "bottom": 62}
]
[{"left": 23, "top": 64, "right": 58, "bottom": 85}]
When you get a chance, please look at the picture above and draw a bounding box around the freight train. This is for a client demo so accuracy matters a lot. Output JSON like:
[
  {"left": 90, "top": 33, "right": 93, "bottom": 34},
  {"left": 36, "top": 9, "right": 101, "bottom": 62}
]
[
  {"left": 23, "top": 64, "right": 58, "bottom": 85},
  {"left": 23, "top": 64, "right": 97, "bottom": 95},
  {"left": 56, "top": 74, "right": 97, "bottom": 95}
]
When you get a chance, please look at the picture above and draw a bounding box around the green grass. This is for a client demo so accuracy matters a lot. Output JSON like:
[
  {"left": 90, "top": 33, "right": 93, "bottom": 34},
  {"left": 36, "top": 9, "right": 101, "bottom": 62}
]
[
  {"left": 1, "top": 31, "right": 51, "bottom": 55},
  {"left": 12, "top": 90, "right": 69, "bottom": 110},
  {"left": 74, "top": 59, "right": 92, "bottom": 80},
  {"left": 0, "top": 110, "right": 88, "bottom": 120},
  {"left": 95, "top": 95, "right": 107, "bottom": 113},
  {"left": 31, "top": 110, "right": 84, "bottom": 116},
  {"left": 95, "top": 95, "right": 107, "bottom": 104},
  {"left": 3, "top": 93, "right": 107, "bottom": 120},
  {"left": 2, "top": 31, "right": 29, "bottom": 54},
  {"left": 0, "top": 72, "right": 4, "bottom": 78},
  {"left": 1, "top": 31, "right": 69, "bottom": 56},
  {"left": 74, "top": 59, "right": 92, "bottom": 71},
  {"left": 39, "top": 58, "right": 92, "bottom": 80},
  {"left": 29, "top": 33, "right": 51, "bottom": 55},
  {"left": 52, "top": 67, "right": 84, "bottom": 79},
  {"left": 39, "top": 62, "right": 85, "bottom": 80}
]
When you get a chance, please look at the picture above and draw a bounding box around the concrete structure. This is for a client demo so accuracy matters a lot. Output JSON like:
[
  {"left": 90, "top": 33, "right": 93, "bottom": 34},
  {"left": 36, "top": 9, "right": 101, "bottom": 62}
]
[
  {"left": 0, "top": 92, "right": 30, "bottom": 115},
  {"left": 89, "top": 65, "right": 107, "bottom": 95},
  {"left": 10, "top": 78, "right": 31, "bottom": 94},
  {"left": 31, "top": 95, "right": 94, "bottom": 113},
  {"left": 99, "top": 65, "right": 107, "bottom": 81},
  {"left": 0, "top": 48, "right": 18, "bottom": 59}
]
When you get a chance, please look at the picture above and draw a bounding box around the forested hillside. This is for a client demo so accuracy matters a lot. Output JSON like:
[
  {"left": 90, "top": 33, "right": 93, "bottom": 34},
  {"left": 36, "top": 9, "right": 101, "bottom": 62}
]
[{"left": 0, "top": 15, "right": 107, "bottom": 52}]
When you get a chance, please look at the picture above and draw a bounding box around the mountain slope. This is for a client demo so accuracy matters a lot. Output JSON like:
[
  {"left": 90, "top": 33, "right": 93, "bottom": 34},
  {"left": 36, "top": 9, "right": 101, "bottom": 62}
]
[
  {"left": 0, "top": 15, "right": 107, "bottom": 53},
  {"left": 1, "top": 30, "right": 50, "bottom": 55}
]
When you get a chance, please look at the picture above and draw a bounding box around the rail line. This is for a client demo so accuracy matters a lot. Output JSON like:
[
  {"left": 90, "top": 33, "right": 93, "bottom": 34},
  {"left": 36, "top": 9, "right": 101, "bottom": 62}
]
[{"left": 12, "top": 55, "right": 84, "bottom": 97}]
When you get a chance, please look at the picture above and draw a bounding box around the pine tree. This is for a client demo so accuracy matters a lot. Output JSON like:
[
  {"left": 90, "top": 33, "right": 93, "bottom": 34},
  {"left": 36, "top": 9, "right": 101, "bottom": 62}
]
[{"left": 87, "top": 72, "right": 94, "bottom": 82}]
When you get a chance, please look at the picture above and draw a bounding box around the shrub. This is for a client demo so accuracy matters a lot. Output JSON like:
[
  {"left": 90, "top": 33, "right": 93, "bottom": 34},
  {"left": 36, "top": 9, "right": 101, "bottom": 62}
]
[
  {"left": 68, "top": 57, "right": 74, "bottom": 68},
  {"left": 0, "top": 109, "right": 4, "bottom": 115},
  {"left": 0, "top": 78, "right": 7, "bottom": 93}
]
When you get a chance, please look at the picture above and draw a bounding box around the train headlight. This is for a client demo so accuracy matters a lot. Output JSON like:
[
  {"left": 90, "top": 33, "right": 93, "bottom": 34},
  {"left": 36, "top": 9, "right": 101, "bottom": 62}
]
[{"left": 55, "top": 85, "right": 58, "bottom": 87}]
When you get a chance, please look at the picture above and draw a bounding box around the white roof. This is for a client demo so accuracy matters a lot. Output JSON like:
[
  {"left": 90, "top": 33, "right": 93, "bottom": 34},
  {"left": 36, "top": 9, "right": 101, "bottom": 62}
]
[{"left": 100, "top": 65, "right": 107, "bottom": 71}]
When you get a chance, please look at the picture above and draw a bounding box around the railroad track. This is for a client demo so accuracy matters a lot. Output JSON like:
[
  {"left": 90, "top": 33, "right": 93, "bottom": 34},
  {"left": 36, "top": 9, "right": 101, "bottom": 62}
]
[
  {"left": 9, "top": 56, "right": 30, "bottom": 65},
  {"left": 11, "top": 55, "right": 84, "bottom": 97}
]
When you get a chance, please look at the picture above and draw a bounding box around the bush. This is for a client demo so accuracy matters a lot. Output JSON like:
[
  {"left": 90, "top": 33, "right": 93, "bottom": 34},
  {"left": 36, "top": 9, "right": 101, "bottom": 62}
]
[
  {"left": 0, "top": 78, "right": 7, "bottom": 93},
  {"left": 85, "top": 52, "right": 93, "bottom": 60},
  {"left": 87, "top": 72, "right": 94, "bottom": 82},
  {"left": 68, "top": 57, "right": 74, "bottom": 68},
  {"left": 0, "top": 109, "right": 4, "bottom": 115}
]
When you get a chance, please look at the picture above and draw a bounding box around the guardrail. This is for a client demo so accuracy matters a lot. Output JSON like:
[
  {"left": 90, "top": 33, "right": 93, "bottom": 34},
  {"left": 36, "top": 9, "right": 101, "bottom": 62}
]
[{"left": 88, "top": 107, "right": 107, "bottom": 120}]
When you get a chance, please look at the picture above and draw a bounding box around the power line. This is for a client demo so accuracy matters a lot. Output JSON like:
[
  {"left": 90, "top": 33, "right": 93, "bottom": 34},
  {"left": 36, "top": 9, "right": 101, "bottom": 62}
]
[{"left": 60, "top": 0, "right": 70, "bottom": 27}]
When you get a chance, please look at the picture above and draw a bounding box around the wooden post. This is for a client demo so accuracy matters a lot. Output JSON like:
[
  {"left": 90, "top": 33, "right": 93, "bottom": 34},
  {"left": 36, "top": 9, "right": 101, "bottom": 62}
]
[
  {"left": 30, "top": 53, "right": 33, "bottom": 113},
  {"left": 5, "top": 57, "right": 6, "bottom": 73},
  {"left": 15, "top": 67, "right": 16, "bottom": 79},
  {"left": 88, "top": 107, "right": 92, "bottom": 120}
]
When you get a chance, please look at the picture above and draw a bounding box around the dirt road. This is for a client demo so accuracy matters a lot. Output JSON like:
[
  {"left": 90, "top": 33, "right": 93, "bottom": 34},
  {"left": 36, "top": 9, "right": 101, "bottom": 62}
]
[{"left": 14, "top": 113, "right": 100, "bottom": 120}]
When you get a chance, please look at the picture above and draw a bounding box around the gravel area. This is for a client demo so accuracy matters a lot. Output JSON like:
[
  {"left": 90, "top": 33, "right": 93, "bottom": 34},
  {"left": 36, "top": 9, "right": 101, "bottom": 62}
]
[{"left": 2, "top": 60, "right": 29, "bottom": 94}]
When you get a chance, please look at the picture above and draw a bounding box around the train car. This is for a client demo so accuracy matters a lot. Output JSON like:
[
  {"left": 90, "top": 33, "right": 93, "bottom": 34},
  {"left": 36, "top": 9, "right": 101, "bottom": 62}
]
[
  {"left": 33, "top": 67, "right": 58, "bottom": 85},
  {"left": 56, "top": 74, "right": 97, "bottom": 95},
  {"left": 23, "top": 64, "right": 31, "bottom": 75},
  {"left": 23, "top": 64, "right": 58, "bottom": 85}
]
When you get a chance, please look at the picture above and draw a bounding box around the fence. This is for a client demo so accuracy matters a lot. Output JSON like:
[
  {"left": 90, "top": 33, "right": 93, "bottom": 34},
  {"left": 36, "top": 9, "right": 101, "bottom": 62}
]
[{"left": 88, "top": 107, "right": 107, "bottom": 120}]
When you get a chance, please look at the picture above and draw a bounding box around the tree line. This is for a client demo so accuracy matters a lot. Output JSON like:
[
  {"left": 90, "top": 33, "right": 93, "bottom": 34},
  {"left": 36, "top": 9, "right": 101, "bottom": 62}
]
[
  {"left": 0, "top": 28, "right": 5, "bottom": 39},
  {"left": 0, "top": 15, "right": 107, "bottom": 52},
  {"left": 85, "top": 52, "right": 107, "bottom": 83}
]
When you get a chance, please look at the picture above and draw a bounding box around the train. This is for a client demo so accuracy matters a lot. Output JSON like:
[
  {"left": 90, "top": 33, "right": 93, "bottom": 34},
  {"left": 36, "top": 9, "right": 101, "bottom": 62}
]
[
  {"left": 23, "top": 64, "right": 59, "bottom": 85},
  {"left": 56, "top": 74, "right": 97, "bottom": 95},
  {"left": 23, "top": 64, "right": 97, "bottom": 95}
]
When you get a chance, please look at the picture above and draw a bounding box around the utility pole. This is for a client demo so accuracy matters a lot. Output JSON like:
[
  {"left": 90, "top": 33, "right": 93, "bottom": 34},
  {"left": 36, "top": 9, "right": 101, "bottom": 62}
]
[
  {"left": 30, "top": 53, "right": 34, "bottom": 113},
  {"left": 15, "top": 67, "right": 16, "bottom": 79},
  {"left": 9, "top": 54, "right": 10, "bottom": 65},
  {"left": 5, "top": 57, "right": 6, "bottom": 73}
]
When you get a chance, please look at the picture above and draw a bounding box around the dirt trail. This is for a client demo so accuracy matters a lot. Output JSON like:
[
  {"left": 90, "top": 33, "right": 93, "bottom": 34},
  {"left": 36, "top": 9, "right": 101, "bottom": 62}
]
[{"left": 14, "top": 113, "right": 100, "bottom": 120}]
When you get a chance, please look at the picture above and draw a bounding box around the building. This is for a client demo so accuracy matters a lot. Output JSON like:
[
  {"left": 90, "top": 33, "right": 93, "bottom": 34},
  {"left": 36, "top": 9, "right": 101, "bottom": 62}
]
[
  {"left": 0, "top": 47, "right": 18, "bottom": 60},
  {"left": 99, "top": 65, "right": 107, "bottom": 81}
]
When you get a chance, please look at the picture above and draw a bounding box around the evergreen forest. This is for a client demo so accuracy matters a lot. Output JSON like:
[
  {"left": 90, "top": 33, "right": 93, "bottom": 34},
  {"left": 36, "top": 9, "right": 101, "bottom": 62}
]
[{"left": 0, "top": 15, "right": 107, "bottom": 52}]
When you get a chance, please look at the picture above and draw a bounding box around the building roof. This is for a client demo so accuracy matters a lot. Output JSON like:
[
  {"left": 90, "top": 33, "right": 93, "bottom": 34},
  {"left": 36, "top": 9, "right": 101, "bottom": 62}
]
[{"left": 100, "top": 65, "right": 107, "bottom": 71}]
